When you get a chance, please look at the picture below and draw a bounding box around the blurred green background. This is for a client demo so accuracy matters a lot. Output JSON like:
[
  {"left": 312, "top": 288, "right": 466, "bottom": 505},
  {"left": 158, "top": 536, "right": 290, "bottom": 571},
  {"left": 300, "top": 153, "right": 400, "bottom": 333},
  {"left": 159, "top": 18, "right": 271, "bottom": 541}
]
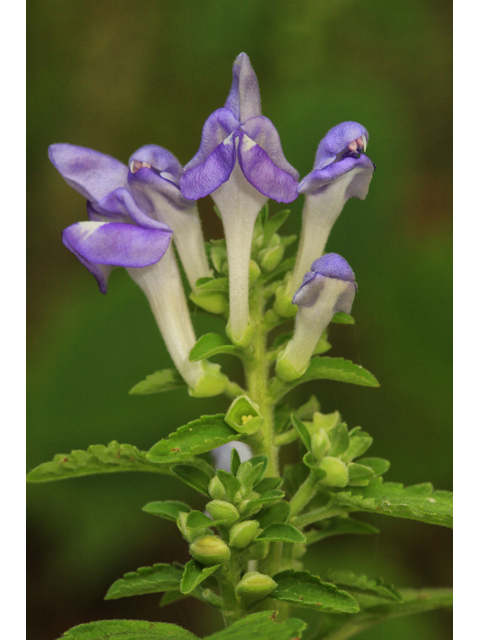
[{"left": 27, "top": 1, "right": 452, "bottom": 638}]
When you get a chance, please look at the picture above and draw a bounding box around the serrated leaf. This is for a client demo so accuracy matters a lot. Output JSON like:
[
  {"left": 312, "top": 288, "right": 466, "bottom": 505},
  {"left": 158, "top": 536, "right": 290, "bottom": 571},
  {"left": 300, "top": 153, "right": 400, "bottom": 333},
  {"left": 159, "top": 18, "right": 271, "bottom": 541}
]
[
  {"left": 105, "top": 563, "right": 184, "bottom": 600},
  {"left": 180, "top": 560, "right": 221, "bottom": 595},
  {"left": 256, "top": 523, "right": 306, "bottom": 543},
  {"left": 26, "top": 441, "right": 173, "bottom": 483},
  {"left": 324, "top": 570, "right": 402, "bottom": 602},
  {"left": 331, "top": 312, "right": 355, "bottom": 324},
  {"left": 189, "top": 333, "right": 241, "bottom": 362},
  {"left": 305, "top": 516, "right": 379, "bottom": 544},
  {"left": 334, "top": 478, "right": 453, "bottom": 528},
  {"left": 276, "top": 357, "right": 379, "bottom": 400},
  {"left": 58, "top": 619, "right": 198, "bottom": 639},
  {"left": 255, "top": 477, "right": 283, "bottom": 494},
  {"left": 263, "top": 209, "right": 290, "bottom": 246},
  {"left": 257, "top": 501, "right": 291, "bottom": 528},
  {"left": 242, "top": 491, "right": 285, "bottom": 517},
  {"left": 172, "top": 464, "right": 213, "bottom": 496},
  {"left": 195, "top": 277, "right": 229, "bottom": 292},
  {"left": 217, "top": 469, "right": 241, "bottom": 502},
  {"left": 206, "top": 611, "right": 306, "bottom": 640},
  {"left": 129, "top": 369, "right": 186, "bottom": 395},
  {"left": 291, "top": 415, "right": 311, "bottom": 450},
  {"left": 356, "top": 457, "right": 391, "bottom": 477},
  {"left": 142, "top": 500, "right": 192, "bottom": 522},
  {"left": 147, "top": 414, "right": 242, "bottom": 463},
  {"left": 272, "top": 570, "right": 359, "bottom": 613}
]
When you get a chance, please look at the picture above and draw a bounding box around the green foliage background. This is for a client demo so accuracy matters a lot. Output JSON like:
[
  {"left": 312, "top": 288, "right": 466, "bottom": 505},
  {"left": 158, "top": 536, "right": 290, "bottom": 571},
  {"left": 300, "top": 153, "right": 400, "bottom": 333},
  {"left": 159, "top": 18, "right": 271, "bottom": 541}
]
[{"left": 27, "top": 1, "right": 452, "bottom": 638}]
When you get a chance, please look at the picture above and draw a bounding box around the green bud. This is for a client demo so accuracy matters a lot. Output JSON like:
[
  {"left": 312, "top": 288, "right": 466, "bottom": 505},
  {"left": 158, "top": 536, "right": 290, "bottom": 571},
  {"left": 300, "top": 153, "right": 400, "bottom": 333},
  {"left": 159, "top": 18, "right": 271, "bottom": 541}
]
[
  {"left": 311, "top": 410, "right": 341, "bottom": 433},
  {"left": 189, "top": 362, "right": 228, "bottom": 398},
  {"left": 190, "top": 291, "right": 228, "bottom": 315},
  {"left": 247, "top": 539, "right": 270, "bottom": 560},
  {"left": 208, "top": 476, "right": 226, "bottom": 500},
  {"left": 235, "top": 572, "right": 277, "bottom": 605},
  {"left": 189, "top": 535, "right": 230, "bottom": 566},
  {"left": 229, "top": 520, "right": 260, "bottom": 549},
  {"left": 226, "top": 322, "right": 254, "bottom": 347},
  {"left": 311, "top": 429, "right": 330, "bottom": 462},
  {"left": 275, "top": 350, "right": 305, "bottom": 382},
  {"left": 225, "top": 395, "right": 264, "bottom": 435},
  {"left": 319, "top": 457, "right": 349, "bottom": 487},
  {"left": 210, "top": 244, "right": 228, "bottom": 273},
  {"left": 177, "top": 512, "right": 208, "bottom": 542},
  {"left": 249, "top": 259, "right": 261, "bottom": 283},
  {"left": 206, "top": 500, "right": 240, "bottom": 525},
  {"left": 259, "top": 244, "right": 285, "bottom": 272},
  {"left": 273, "top": 284, "right": 298, "bottom": 318}
]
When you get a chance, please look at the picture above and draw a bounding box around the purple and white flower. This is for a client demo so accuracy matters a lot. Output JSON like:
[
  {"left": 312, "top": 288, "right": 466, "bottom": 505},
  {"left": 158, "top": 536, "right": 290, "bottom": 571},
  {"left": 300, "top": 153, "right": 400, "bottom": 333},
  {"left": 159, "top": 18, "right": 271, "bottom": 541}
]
[
  {"left": 277, "top": 253, "right": 357, "bottom": 381},
  {"left": 289, "top": 122, "right": 374, "bottom": 296},
  {"left": 49, "top": 144, "right": 226, "bottom": 396},
  {"left": 180, "top": 53, "right": 299, "bottom": 344}
]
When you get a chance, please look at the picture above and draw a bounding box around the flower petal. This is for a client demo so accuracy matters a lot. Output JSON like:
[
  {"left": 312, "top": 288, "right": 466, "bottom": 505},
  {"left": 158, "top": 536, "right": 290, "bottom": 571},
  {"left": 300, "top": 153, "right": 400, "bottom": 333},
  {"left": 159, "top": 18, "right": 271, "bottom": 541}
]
[
  {"left": 62, "top": 221, "right": 172, "bottom": 269},
  {"left": 241, "top": 116, "right": 299, "bottom": 180},
  {"left": 48, "top": 144, "right": 128, "bottom": 201},
  {"left": 96, "top": 187, "right": 172, "bottom": 230},
  {"left": 62, "top": 229, "right": 114, "bottom": 294},
  {"left": 224, "top": 53, "right": 262, "bottom": 122},
  {"left": 237, "top": 133, "right": 298, "bottom": 203},
  {"left": 128, "top": 167, "right": 194, "bottom": 211},
  {"left": 312, "top": 122, "right": 369, "bottom": 171},
  {"left": 298, "top": 153, "right": 374, "bottom": 197},
  {"left": 129, "top": 145, "right": 184, "bottom": 181}
]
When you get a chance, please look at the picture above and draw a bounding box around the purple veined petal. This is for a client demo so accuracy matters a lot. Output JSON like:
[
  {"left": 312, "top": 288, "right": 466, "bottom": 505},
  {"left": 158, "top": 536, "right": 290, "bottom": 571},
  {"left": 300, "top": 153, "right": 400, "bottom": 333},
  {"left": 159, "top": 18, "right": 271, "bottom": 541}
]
[
  {"left": 311, "top": 252, "right": 356, "bottom": 282},
  {"left": 241, "top": 116, "right": 299, "bottom": 181},
  {"left": 97, "top": 187, "right": 172, "bottom": 231},
  {"left": 224, "top": 53, "right": 262, "bottom": 122},
  {"left": 128, "top": 167, "right": 194, "bottom": 211},
  {"left": 87, "top": 201, "right": 130, "bottom": 224},
  {"left": 299, "top": 154, "right": 374, "bottom": 197},
  {"left": 180, "top": 131, "right": 237, "bottom": 200},
  {"left": 129, "top": 145, "right": 184, "bottom": 182},
  {"left": 62, "top": 230, "right": 114, "bottom": 294},
  {"left": 313, "top": 121, "right": 369, "bottom": 172},
  {"left": 48, "top": 144, "right": 129, "bottom": 201},
  {"left": 62, "top": 220, "right": 172, "bottom": 269},
  {"left": 237, "top": 132, "right": 299, "bottom": 203},
  {"left": 182, "top": 108, "right": 239, "bottom": 172}
]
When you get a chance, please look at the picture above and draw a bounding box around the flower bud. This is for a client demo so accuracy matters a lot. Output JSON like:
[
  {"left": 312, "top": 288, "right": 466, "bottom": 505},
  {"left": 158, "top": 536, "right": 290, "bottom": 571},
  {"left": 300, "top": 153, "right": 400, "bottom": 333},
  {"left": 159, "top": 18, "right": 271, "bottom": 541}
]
[
  {"left": 225, "top": 396, "right": 264, "bottom": 435},
  {"left": 206, "top": 500, "right": 240, "bottom": 526},
  {"left": 319, "top": 457, "right": 349, "bottom": 487},
  {"left": 189, "top": 535, "right": 231, "bottom": 566},
  {"left": 208, "top": 475, "right": 227, "bottom": 500},
  {"left": 311, "top": 429, "right": 330, "bottom": 462},
  {"left": 249, "top": 259, "right": 261, "bottom": 283},
  {"left": 229, "top": 520, "right": 260, "bottom": 549},
  {"left": 235, "top": 572, "right": 277, "bottom": 605},
  {"left": 189, "top": 362, "right": 229, "bottom": 398},
  {"left": 189, "top": 291, "right": 229, "bottom": 315},
  {"left": 177, "top": 511, "right": 209, "bottom": 542}
]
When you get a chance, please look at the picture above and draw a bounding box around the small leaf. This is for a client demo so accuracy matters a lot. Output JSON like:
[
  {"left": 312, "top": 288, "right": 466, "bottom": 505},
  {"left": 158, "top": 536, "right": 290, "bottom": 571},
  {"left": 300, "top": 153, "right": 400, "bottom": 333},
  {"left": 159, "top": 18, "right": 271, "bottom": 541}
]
[
  {"left": 242, "top": 491, "right": 285, "bottom": 517},
  {"left": 305, "top": 516, "right": 379, "bottom": 544},
  {"left": 331, "top": 312, "right": 355, "bottom": 324},
  {"left": 217, "top": 469, "right": 241, "bottom": 502},
  {"left": 257, "top": 501, "right": 291, "bottom": 528},
  {"left": 189, "top": 333, "right": 241, "bottom": 362},
  {"left": 180, "top": 560, "right": 221, "bottom": 595},
  {"left": 26, "top": 441, "right": 172, "bottom": 483},
  {"left": 283, "top": 462, "right": 309, "bottom": 498},
  {"left": 296, "top": 395, "right": 320, "bottom": 420},
  {"left": 263, "top": 209, "right": 290, "bottom": 246},
  {"left": 324, "top": 570, "right": 402, "bottom": 602},
  {"left": 206, "top": 611, "right": 306, "bottom": 640},
  {"left": 328, "top": 423, "right": 350, "bottom": 457},
  {"left": 256, "top": 523, "right": 306, "bottom": 543},
  {"left": 356, "top": 457, "right": 391, "bottom": 476},
  {"left": 147, "top": 415, "right": 241, "bottom": 463},
  {"left": 254, "top": 477, "right": 283, "bottom": 494},
  {"left": 195, "top": 277, "right": 229, "bottom": 292},
  {"left": 129, "top": 369, "right": 186, "bottom": 395},
  {"left": 159, "top": 590, "right": 189, "bottom": 608},
  {"left": 58, "top": 619, "right": 199, "bottom": 639},
  {"left": 249, "top": 455, "right": 269, "bottom": 485},
  {"left": 172, "top": 464, "right": 214, "bottom": 496},
  {"left": 334, "top": 478, "right": 453, "bottom": 528},
  {"left": 347, "top": 463, "right": 375, "bottom": 481},
  {"left": 291, "top": 415, "right": 311, "bottom": 450},
  {"left": 230, "top": 448, "right": 241, "bottom": 476},
  {"left": 186, "top": 510, "right": 215, "bottom": 529},
  {"left": 142, "top": 501, "right": 191, "bottom": 522},
  {"left": 262, "top": 256, "right": 296, "bottom": 283},
  {"left": 272, "top": 569, "right": 360, "bottom": 613},
  {"left": 303, "top": 452, "right": 327, "bottom": 479},
  {"left": 105, "top": 564, "right": 184, "bottom": 600}
]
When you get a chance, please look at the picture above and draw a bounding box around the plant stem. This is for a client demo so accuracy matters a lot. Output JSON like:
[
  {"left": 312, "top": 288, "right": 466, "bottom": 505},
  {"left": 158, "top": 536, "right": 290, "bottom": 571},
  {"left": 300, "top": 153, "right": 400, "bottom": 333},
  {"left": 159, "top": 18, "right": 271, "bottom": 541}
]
[
  {"left": 288, "top": 471, "right": 320, "bottom": 519},
  {"left": 217, "top": 555, "right": 243, "bottom": 627}
]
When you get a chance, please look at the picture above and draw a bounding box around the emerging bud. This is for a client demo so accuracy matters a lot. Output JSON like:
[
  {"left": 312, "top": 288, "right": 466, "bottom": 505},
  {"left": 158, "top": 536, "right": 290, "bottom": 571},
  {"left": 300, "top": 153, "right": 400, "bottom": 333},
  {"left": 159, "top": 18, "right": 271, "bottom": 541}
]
[
  {"left": 318, "top": 457, "right": 349, "bottom": 487},
  {"left": 229, "top": 520, "right": 260, "bottom": 549},
  {"left": 177, "top": 511, "right": 209, "bottom": 542},
  {"left": 189, "top": 535, "right": 231, "bottom": 566},
  {"left": 206, "top": 500, "right": 240, "bottom": 526},
  {"left": 311, "top": 428, "right": 330, "bottom": 462},
  {"left": 235, "top": 572, "right": 277, "bottom": 605},
  {"left": 208, "top": 475, "right": 227, "bottom": 500}
]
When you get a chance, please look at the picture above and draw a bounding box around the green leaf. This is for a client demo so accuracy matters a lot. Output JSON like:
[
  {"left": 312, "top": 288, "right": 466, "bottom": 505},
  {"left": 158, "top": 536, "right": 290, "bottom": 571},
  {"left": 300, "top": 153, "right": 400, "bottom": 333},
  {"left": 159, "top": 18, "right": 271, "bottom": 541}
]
[
  {"left": 26, "top": 441, "right": 172, "bottom": 483},
  {"left": 186, "top": 510, "right": 215, "bottom": 529},
  {"left": 328, "top": 424, "right": 350, "bottom": 457},
  {"left": 159, "top": 590, "right": 189, "bottom": 607},
  {"left": 347, "top": 463, "right": 375, "bottom": 482},
  {"left": 257, "top": 501, "right": 291, "bottom": 528},
  {"left": 58, "top": 619, "right": 198, "bottom": 639},
  {"left": 263, "top": 209, "right": 290, "bottom": 246},
  {"left": 305, "top": 517, "right": 379, "bottom": 544},
  {"left": 189, "top": 333, "right": 242, "bottom": 362},
  {"left": 303, "top": 452, "right": 327, "bottom": 479},
  {"left": 180, "top": 559, "right": 221, "bottom": 595},
  {"left": 272, "top": 570, "right": 360, "bottom": 613},
  {"left": 262, "top": 256, "right": 296, "bottom": 282},
  {"left": 142, "top": 500, "right": 192, "bottom": 522},
  {"left": 356, "top": 457, "right": 391, "bottom": 477},
  {"left": 242, "top": 490, "right": 286, "bottom": 517},
  {"left": 230, "top": 448, "right": 241, "bottom": 476},
  {"left": 331, "top": 312, "right": 355, "bottom": 324},
  {"left": 129, "top": 369, "right": 186, "bottom": 395},
  {"left": 217, "top": 469, "right": 241, "bottom": 502},
  {"left": 249, "top": 455, "right": 269, "bottom": 484},
  {"left": 277, "top": 358, "right": 380, "bottom": 400},
  {"left": 105, "top": 563, "right": 184, "bottom": 600},
  {"left": 147, "top": 414, "right": 242, "bottom": 463},
  {"left": 283, "top": 462, "right": 309, "bottom": 498},
  {"left": 172, "top": 464, "right": 214, "bottom": 496},
  {"left": 256, "top": 523, "right": 306, "bottom": 543},
  {"left": 206, "top": 611, "right": 306, "bottom": 640},
  {"left": 291, "top": 415, "right": 311, "bottom": 450},
  {"left": 334, "top": 478, "right": 453, "bottom": 528},
  {"left": 195, "top": 277, "right": 229, "bottom": 292},
  {"left": 296, "top": 395, "right": 321, "bottom": 420},
  {"left": 255, "top": 477, "right": 283, "bottom": 494},
  {"left": 324, "top": 570, "right": 402, "bottom": 602}
]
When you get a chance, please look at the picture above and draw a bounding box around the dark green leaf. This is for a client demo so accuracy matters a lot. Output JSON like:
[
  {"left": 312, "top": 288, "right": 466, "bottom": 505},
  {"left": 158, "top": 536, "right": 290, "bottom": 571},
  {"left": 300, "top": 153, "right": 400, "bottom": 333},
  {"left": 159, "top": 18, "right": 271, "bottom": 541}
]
[
  {"left": 180, "top": 560, "right": 221, "bottom": 595},
  {"left": 105, "top": 564, "right": 184, "bottom": 600},
  {"left": 283, "top": 462, "right": 309, "bottom": 498},
  {"left": 58, "top": 619, "right": 198, "bottom": 639},
  {"left": 291, "top": 415, "right": 311, "bottom": 450},
  {"left": 324, "top": 570, "right": 402, "bottom": 602},
  {"left": 255, "top": 477, "right": 283, "bottom": 494},
  {"left": 142, "top": 500, "right": 191, "bottom": 522},
  {"left": 257, "top": 501, "right": 291, "bottom": 528},
  {"left": 172, "top": 464, "right": 213, "bottom": 496},
  {"left": 305, "top": 517, "right": 379, "bottom": 544},
  {"left": 189, "top": 333, "right": 241, "bottom": 362},
  {"left": 242, "top": 491, "right": 285, "bottom": 517},
  {"left": 272, "top": 570, "right": 359, "bottom": 613},
  {"left": 334, "top": 478, "right": 453, "bottom": 528},
  {"left": 206, "top": 611, "right": 305, "bottom": 640},
  {"left": 217, "top": 469, "right": 241, "bottom": 502},
  {"left": 256, "top": 523, "right": 306, "bottom": 543},
  {"left": 195, "top": 277, "right": 229, "bottom": 292},
  {"left": 331, "top": 312, "right": 355, "bottom": 324},
  {"left": 26, "top": 441, "right": 172, "bottom": 483},
  {"left": 328, "top": 424, "right": 350, "bottom": 457},
  {"left": 129, "top": 369, "right": 186, "bottom": 395},
  {"left": 263, "top": 209, "right": 290, "bottom": 246},
  {"left": 356, "top": 457, "right": 391, "bottom": 476},
  {"left": 148, "top": 415, "right": 241, "bottom": 463}
]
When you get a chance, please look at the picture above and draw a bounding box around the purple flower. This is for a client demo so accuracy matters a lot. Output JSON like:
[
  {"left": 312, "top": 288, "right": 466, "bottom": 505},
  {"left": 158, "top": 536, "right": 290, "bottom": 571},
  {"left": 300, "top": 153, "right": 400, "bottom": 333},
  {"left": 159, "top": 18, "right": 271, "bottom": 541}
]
[
  {"left": 277, "top": 253, "right": 357, "bottom": 381},
  {"left": 180, "top": 53, "right": 299, "bottom": 344},
  {"left": 289, "top": 122, "right": 374, "bottom": 296}
]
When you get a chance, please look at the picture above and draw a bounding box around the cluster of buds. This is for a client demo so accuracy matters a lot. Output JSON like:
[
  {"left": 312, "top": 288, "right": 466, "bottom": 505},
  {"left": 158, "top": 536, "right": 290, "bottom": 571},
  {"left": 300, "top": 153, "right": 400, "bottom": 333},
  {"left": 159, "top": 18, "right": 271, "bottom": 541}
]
[{"left": 49, "top": 52, "right": 374, "bottom": 398}]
